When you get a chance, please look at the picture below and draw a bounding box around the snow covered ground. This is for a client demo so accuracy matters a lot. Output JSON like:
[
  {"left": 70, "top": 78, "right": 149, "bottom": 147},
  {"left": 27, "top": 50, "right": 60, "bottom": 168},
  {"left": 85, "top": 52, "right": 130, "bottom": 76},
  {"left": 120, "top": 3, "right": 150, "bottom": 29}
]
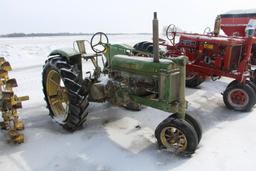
[{"left": 0, "top": 35, "right": 256, "bottom": 171}]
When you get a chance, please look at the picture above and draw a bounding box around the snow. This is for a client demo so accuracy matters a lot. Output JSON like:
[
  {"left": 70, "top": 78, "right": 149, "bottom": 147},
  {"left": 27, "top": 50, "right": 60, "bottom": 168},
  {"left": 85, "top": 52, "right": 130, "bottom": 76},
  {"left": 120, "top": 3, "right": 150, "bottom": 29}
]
[{"left": 1, "top": 35, "right": 256, "bottom": 171}]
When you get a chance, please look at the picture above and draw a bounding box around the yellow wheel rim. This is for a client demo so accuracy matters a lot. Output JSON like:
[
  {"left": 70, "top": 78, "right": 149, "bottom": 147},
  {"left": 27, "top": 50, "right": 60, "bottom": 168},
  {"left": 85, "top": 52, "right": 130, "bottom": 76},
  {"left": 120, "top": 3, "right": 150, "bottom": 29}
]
[
  {"left": 46, "top": 70, "right": 69, "bottom": 123},
  {"left": 160, "top": 126, "right": 187, "bottom": 152}
]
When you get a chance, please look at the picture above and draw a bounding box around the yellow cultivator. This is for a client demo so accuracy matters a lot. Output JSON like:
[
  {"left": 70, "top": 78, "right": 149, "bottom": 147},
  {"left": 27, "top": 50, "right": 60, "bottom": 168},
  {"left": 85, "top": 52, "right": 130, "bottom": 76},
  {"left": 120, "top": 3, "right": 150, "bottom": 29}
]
[{"left": 0, "top": 57, "right": 29, "bottom": 143}]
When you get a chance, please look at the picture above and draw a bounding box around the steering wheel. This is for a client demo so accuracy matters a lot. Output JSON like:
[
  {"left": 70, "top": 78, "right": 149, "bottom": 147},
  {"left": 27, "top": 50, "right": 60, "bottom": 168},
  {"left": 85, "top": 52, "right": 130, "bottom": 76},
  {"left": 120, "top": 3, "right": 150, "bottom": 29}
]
[
  {"left": 166, "top": 24, "right": 177, "bottom": 42},
  {"left": 203, "top": 27, "right": 212, "bottom": 35},
  {"left": 90, "top": 32, "right": 109, "bottom": 53}
]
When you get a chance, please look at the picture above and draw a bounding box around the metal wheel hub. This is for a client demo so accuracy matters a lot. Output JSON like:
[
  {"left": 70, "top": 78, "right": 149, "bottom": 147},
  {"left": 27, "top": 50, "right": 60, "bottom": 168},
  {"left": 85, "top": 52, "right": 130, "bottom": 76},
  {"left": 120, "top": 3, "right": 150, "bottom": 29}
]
[
  {"left": 160, "top": 126, "right": 187, "bottom": 152},
  {"left": 56, "top": 87, "right": 68, "bottom": 102},
  {"left": 46, "top": 70, "right": 69, "bottom": 123},
  {"left": 228, "top": 88, "right": 249, "bottom": 107}
]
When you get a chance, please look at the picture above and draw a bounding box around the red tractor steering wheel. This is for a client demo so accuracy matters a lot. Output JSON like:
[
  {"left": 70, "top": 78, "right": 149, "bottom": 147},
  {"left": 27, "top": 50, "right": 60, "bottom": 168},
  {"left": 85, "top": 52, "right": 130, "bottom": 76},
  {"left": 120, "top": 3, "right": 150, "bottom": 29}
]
[
  {"left": 90, "top": 32, "right": 109, "bottom": 53},
  {"left": 203, "top": 27, "right": 212, "bottom": 35},
  {"left": 166, "top": 24, "right": 177, "bottom": 45}
]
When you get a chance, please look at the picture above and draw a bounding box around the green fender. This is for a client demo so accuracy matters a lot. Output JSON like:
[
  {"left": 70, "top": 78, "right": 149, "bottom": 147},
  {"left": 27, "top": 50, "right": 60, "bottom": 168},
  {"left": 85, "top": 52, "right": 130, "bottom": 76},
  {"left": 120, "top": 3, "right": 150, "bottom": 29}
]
[
  {"left": 48, "top": 48, "right": 80, "bottom": 59},
  {"left": 48, "top": 48, "right": 83, "bottom": 79}
]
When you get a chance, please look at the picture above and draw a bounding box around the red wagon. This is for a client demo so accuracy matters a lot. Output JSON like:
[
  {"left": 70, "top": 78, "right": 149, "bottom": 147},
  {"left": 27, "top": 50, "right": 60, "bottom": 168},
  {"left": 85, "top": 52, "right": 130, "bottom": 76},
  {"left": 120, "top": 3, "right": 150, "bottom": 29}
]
[{"left": 220, "top": 10, "right": 256, "bottom": 37}]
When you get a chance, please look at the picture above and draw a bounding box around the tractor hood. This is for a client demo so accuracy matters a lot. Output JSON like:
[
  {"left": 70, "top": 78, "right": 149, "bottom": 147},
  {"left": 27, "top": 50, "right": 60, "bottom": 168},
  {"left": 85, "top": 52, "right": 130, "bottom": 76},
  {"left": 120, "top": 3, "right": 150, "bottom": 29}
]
[{"left": 110, "top": 55, "right": 177, "bottom": 76}]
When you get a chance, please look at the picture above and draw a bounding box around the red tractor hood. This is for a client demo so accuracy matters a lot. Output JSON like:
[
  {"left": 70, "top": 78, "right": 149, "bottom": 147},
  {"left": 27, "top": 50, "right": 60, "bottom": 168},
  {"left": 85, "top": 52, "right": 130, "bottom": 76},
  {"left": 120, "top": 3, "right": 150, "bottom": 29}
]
[{"left": 179, "top": 34, "right": 245, "bottom": 45}]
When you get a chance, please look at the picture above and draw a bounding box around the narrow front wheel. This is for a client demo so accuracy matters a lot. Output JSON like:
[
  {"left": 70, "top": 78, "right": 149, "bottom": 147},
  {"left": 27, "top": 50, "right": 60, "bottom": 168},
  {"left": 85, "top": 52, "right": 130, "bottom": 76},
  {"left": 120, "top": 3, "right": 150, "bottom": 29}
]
[
  {"left": 170, "top": 113, "right": 202, "bottom": 143},
  {"left": 186, "top": 72, "right": 205, "bottom": 88},
  {"left": 155, "top": 117, "right": 198, "bottom": 155}
]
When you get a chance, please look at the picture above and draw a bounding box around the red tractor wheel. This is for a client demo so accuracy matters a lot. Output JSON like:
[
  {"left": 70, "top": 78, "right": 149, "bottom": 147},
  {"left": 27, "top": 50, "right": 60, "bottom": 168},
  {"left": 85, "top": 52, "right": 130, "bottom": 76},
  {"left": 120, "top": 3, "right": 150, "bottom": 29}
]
[
  {"left": 227, "top": 80, "right": 256, "bottom": 95},
  {"left": 223, "top": 84, "right": 256, "bottom": 112},
  {"left": 186, "top": 73, "right": 205, "bottom": 88}
]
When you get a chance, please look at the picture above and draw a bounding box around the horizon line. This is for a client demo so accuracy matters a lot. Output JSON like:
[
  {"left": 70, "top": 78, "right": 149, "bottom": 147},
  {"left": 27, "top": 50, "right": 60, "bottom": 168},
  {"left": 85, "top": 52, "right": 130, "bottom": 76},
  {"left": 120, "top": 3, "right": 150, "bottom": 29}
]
[{"left": 0, "top": 32, "right": 151, "bottom": 38}]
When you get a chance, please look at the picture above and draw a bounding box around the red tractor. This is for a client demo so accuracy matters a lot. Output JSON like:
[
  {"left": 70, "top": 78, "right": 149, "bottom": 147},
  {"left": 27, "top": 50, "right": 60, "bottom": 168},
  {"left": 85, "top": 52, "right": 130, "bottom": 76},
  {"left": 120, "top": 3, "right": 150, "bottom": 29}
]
[{"left": 134, "top": 10, "right": 256, "bottom": 112}]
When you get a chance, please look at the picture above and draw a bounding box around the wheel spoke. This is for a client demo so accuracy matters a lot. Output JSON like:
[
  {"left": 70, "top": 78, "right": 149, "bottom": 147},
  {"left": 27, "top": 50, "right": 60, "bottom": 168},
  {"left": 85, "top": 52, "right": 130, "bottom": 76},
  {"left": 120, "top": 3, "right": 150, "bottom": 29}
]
[
  {"left": 49, "top": 78, "right": 60, "bottom": 87},
  {"left": 93, "top": 43, "right": 100, "bottom": 48},
  {"left": 65, "top": 101, "right": 69, "bottom": 112},
  {"left": 178, "top": 135, "right": 185, "bottom": 139},
  {"left": 100, "top": 34, "right": 102, "bottom": 42},
  {"left": 50, "top": 96, "right": 61, "bottom": 105},
  {"left": 47, "top": 78, "right": 61, "bottom": 96},
  {"left": 165, "top": 134, "right": 172, "bottom": 138},
  {"left": 49, "top": 94, "right": 58, "bottom": 98},
  {"left": 61, "top": 91, "right": 69, "bottom": 103},
  {"left": 160, "top": 126, "right": 188, "bottom": 152}
]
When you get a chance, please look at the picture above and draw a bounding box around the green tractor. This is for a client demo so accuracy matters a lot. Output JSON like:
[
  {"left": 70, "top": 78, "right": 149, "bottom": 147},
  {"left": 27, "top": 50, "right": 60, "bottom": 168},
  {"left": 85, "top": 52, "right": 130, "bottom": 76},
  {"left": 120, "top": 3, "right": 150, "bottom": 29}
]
[{"left": 42, "top": 13, "right": 201, "bottom": 155}]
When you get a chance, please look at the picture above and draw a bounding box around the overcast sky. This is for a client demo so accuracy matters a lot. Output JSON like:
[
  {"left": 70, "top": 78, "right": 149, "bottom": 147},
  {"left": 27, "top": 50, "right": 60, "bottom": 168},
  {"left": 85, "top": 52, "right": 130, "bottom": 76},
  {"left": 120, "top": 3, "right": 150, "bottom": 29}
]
[{"left": 0, "top": 0, "right": 255, "bottom": 34}]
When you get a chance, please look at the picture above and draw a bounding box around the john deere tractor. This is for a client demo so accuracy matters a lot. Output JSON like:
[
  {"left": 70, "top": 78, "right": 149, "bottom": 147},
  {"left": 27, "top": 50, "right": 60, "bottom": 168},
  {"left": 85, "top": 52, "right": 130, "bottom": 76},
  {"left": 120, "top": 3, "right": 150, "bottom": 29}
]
[{"left": 42, "top": 13, "right": 201, "bottom": 155}]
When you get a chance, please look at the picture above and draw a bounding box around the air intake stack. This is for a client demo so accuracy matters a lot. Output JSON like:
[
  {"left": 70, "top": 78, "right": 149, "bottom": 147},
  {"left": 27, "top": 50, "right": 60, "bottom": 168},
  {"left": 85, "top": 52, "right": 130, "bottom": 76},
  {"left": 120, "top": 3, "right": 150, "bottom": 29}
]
[{"left": 153, "top": 12, "right": 159, "bottom": 63}]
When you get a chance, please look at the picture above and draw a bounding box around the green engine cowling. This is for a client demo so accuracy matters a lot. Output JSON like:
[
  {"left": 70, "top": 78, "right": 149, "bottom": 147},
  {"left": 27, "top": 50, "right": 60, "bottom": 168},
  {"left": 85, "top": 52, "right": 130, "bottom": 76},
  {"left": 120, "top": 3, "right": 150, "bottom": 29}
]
[
  {"left": 111, "top": 55, "right": 175, "bottom": 75},
  {"left": 104, "top": 44, "right": 134, "bottom": 64},
  {"left": 109, "top": 54, "right": 188, "bottom": 117}
]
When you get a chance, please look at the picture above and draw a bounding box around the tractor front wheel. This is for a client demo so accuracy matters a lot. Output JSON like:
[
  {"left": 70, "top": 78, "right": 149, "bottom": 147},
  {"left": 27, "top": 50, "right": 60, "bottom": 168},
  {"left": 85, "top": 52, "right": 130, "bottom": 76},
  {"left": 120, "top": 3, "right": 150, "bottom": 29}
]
[
  {"left": 42, "top": 57, "right": 89, "bottom": 131},
  {"left": 186, "top": 72, "right": 205, "bottom": 88},
  {"left": 170, "top": 113, "right": 202, "bottom": 143},
  {"left": 227, "top": 80, "right": 256, "bottom": 96},
  {"left": 223, "top": 83, "right": 256, "bottom": 112},
  {"left": 155, "top": 117, "right": 198, "bottom": 155}
]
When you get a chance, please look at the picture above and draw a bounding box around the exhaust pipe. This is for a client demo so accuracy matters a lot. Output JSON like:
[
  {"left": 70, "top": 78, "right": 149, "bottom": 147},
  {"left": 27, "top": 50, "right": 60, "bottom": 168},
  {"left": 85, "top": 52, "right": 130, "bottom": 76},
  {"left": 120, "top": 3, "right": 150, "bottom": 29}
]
[
  {"left": 213, "top": 15, "right": 221, "bottom": 36},
  {"left": 153, "top": 12, "right": 159, "bottom": 63}
]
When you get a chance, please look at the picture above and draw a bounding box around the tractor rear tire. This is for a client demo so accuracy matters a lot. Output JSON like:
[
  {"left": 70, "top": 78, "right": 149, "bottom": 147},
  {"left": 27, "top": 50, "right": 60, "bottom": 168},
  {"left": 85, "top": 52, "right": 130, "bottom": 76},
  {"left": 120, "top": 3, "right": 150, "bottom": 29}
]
[
  {"left": 155, "top": 117, "right": 198, "bottom": 155},
  {"left": 186, "top": 73, "right": 205, "bottom": 88},
  {"left": 223, "top": 83, "right": 256, "bottom": 112},
  {"left": 42, "top": 57, "right": 89, "bottom": 131},
  {"left": 133, "top": 41, "right": 153, "bottom": 53},
  {"left": 145, "top": 44, "right": 154, "bottom": 54}
]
